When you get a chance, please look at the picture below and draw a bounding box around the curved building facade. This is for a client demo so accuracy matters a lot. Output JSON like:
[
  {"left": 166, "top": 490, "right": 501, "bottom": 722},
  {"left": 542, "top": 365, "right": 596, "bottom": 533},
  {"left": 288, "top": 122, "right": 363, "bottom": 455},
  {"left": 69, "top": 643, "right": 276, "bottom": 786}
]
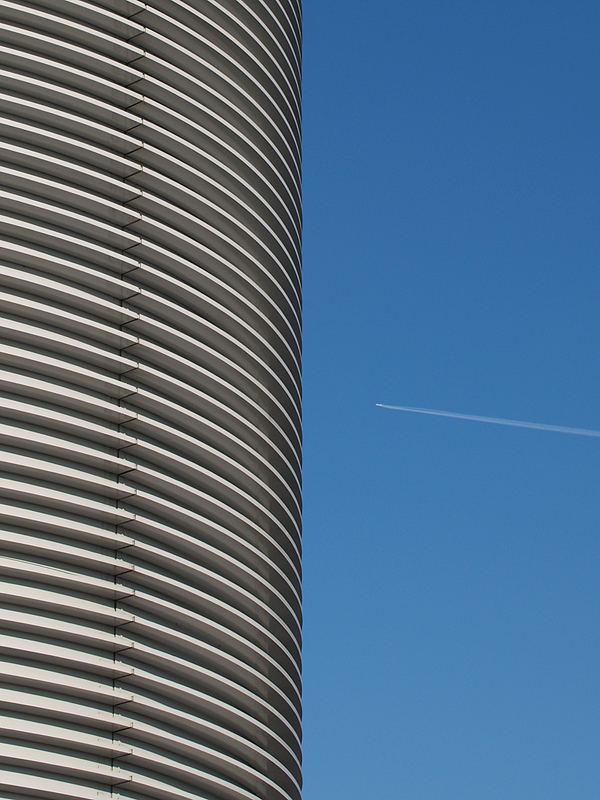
[{"left": 0, "top": 2, "right": 302, "bottom": 799}]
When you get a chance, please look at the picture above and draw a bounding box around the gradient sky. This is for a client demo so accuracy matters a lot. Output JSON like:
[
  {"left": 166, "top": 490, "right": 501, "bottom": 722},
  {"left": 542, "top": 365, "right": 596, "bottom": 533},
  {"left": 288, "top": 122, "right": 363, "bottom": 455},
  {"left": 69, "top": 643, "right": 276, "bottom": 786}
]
[{"left": 300, "top": 2, "right": 599, "bottom": 798}]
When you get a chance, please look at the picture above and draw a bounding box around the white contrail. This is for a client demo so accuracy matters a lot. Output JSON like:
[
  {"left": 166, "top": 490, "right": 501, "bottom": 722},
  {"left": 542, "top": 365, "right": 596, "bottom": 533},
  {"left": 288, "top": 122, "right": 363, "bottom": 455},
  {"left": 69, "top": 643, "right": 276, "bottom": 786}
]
[{"left": 375, "top": 404, "right": 600, "bottom": 438}]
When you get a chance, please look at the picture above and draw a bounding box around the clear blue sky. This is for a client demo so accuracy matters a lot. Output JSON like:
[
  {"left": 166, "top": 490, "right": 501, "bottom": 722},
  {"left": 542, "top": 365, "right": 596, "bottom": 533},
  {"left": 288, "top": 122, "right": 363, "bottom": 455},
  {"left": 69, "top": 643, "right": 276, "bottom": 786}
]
[{"left": 300, "top": 2, "right": 599, "bottom": 798}]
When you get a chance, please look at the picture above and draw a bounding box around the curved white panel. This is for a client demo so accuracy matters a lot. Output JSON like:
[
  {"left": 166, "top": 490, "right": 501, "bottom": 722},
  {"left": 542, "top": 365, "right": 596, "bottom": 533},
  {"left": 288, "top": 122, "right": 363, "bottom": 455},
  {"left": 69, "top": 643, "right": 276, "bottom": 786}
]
[{"left": 0, "top": 1, "right": 302, "bottom": 798}]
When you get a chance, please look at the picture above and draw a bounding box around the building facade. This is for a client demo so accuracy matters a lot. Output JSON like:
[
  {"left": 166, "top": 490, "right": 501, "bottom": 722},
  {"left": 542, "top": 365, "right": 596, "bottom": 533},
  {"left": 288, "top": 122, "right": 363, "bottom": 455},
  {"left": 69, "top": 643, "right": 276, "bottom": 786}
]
[{"left": 0, "top": 2, "right": 302, "bottom": 799}]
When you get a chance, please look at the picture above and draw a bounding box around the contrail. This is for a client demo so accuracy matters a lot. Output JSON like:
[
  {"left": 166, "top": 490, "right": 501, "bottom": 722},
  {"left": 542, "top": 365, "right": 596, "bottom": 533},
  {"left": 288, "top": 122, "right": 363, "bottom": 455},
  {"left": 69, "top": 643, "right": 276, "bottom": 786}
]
[{"left": 375, "top": 404, "right": 600, "bottom": 438}]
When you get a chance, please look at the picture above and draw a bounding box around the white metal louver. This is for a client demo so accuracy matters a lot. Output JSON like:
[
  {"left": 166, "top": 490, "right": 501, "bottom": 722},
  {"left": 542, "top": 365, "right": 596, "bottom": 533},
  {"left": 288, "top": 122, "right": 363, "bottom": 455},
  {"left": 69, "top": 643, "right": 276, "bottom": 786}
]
[{"left": 0, "top": 1, "right": 303, "bottom": 798}]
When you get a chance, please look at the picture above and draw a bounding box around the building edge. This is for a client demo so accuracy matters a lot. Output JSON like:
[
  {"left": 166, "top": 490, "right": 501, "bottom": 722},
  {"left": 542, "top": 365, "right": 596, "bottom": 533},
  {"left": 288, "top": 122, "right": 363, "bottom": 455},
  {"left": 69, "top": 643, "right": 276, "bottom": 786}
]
[{"left": 0, "top": 1, "right": 302, "bottom": 798}]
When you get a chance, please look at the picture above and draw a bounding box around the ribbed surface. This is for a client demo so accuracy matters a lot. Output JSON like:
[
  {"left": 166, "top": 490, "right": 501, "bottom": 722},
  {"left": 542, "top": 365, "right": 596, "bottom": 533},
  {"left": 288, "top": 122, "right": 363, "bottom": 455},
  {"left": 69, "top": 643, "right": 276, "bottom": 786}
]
[{"left": 0, "top": 1, "right": 302, "bottom": 798}]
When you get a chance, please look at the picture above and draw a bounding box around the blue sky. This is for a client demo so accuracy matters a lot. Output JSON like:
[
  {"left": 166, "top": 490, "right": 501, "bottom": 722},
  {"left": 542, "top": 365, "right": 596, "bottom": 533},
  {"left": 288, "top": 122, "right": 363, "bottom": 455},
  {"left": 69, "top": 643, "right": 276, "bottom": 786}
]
[{"left": 300, "top": 1, "right": 599, "bottom": 797}]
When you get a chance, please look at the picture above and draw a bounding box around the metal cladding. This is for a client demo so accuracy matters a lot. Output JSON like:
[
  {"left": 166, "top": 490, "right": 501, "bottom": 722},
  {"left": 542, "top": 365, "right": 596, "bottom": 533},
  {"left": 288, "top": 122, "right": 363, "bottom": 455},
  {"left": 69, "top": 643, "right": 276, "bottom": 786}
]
[{"left": 0, "top": 1, "right": 302, "bottom": 798}]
